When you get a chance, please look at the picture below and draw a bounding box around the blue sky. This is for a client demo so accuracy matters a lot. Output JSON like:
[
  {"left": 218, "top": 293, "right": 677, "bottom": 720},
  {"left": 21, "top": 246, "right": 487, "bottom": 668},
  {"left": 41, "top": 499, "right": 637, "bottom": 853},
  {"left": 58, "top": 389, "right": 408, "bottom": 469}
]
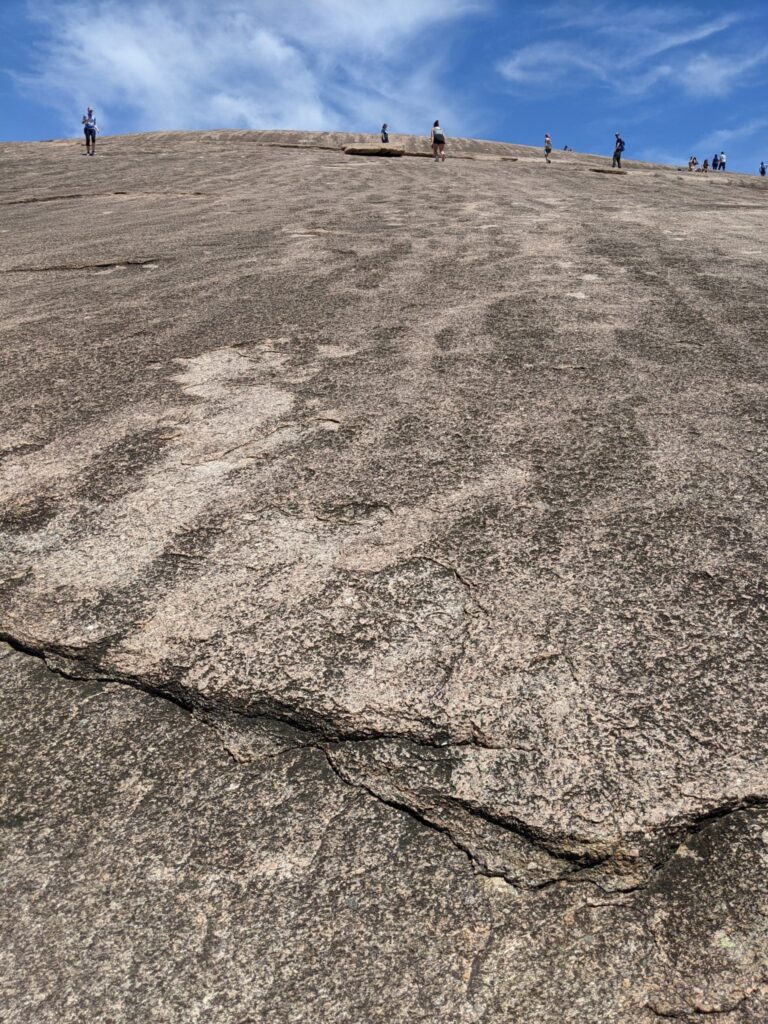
[{"left": 1, "top": 1, "right": 767, "bottom": 172}]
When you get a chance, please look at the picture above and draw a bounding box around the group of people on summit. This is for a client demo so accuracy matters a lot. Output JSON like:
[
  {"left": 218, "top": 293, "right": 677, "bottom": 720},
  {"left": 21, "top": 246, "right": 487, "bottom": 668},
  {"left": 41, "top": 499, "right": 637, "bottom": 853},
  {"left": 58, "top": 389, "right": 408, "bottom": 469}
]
[
  {"left": 81, "top": 106, "right": 764, "bottom": 175},
  {"left": 688, "top": 152, "right": 728, "bottom": 173},
  {"left": 381, "top": 123, "right": 630, "bottom": 168}
]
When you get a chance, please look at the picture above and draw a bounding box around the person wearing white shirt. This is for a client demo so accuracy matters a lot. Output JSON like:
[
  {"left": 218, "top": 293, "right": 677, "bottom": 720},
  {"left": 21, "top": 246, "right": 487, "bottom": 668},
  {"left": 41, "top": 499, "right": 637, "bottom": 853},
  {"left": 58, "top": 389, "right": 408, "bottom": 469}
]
[
  {"left": 431, "top": 121, "right": 446, "bottom": 162},
  {"left": 82, "top": 107, "right": 97, "bottom": 156}
]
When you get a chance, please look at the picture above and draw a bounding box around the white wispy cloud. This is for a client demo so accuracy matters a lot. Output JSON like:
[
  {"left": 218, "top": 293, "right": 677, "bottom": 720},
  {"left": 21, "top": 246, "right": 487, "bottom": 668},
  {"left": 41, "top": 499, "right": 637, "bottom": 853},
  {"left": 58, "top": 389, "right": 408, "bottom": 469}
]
[
  {"left": 680, "top": 46, "right": 768, "bottom": 97},
  {"left": 694, "top": 117, "right": 768, "bottom": 151},
  {"left": 499, "top": 41, "right": 607, "bottom": 85},
  {"left": 16, "top": 0, "right": 485, "bottom": 135},
  {"left": 499, "top": 3, "right": 764, "bottom": 99}
]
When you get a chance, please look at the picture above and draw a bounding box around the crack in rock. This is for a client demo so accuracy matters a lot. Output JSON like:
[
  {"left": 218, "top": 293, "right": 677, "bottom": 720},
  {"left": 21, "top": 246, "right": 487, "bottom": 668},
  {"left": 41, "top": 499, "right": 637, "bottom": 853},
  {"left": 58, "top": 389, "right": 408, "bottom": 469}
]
[
  {"left": 4, "top": 628, "right": 768, "bottom": 897},
  {"left": 5, "top": 191, "right": 205, "bottom": 205},
  {"left": 0, "top": 628, "right": 492, "bottom": 753},
  {"left": 3, "top": 258, "right": 164, "bottom": 274}
]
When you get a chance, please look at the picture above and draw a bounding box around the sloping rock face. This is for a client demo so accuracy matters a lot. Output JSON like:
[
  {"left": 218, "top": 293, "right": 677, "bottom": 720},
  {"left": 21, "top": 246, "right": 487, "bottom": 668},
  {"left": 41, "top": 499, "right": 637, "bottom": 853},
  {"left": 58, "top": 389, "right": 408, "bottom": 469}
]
[{"left": 1, "top": 130, "right": 767, "bottom": 1021}]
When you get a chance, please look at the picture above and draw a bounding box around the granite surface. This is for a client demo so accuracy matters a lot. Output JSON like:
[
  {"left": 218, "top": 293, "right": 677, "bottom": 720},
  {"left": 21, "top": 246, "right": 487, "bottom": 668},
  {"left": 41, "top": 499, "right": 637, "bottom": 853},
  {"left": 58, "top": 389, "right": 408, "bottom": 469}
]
[{"left": 1, "top": 130, "right": 767, "bottom": 1021}]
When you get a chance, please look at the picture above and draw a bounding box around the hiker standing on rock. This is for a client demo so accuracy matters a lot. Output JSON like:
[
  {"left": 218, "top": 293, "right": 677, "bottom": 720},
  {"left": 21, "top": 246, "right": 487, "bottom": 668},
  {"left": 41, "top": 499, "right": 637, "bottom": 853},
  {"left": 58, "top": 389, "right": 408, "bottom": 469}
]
[
  {"left": 760, "top": 162, "right": 766, "bottom": 177},
  {"left": 82, "top": 106, "right": 97, "bottom": 156},
  {"left": 612, "top": 132, "right": 625, "bottom": 169},
  {"left": 431, "top": 120, "right": 446, "bottom": 162},
  {"left": 712, "top": 153, "right": 719, "bottom": 171},
  {"left": 381, "top": 123, "right": 389, "bottom": 144},
  {"left": 719, "top": 151, "right": 727, "bottom": 171},
  {"left": 544, "top": 133, "right": 553, "bottom": 163}
]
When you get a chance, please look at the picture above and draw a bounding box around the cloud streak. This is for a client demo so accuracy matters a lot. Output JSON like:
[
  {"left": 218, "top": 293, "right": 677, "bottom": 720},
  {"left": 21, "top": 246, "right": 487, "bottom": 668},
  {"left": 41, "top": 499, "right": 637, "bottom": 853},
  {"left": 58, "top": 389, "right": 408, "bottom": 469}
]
[
  {"left": 499, "top": 3, "right": 764, "bottom": 100},
  {"left": 16, "top": 0, "right": 484, "bottom": 135},
  {"left": 694, "top": 117, "right": 768, "bottom": 151}
]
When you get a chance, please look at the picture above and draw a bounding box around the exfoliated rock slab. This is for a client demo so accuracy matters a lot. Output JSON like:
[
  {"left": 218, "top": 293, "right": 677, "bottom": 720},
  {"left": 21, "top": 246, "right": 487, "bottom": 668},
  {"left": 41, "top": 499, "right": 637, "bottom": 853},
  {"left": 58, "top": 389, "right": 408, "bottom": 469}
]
[
  {"left": 343, "top": 144, "right": 404, "bottom": 157},
  {"left": 2, "top": 645, "right": 768, "bottom": 1023}
]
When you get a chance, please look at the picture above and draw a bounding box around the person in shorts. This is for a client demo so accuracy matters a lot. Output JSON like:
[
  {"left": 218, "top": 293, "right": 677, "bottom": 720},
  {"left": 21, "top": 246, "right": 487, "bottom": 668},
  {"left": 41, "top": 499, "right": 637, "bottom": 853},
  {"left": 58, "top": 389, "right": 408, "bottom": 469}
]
[
  {"left": 431, "top": 121, "right": 446, "bottom": 162},
  {"left": 544, "top": 133, "right": 552, "bottom": 163},
  {"left": 82, "top": 107, "right": 97, "bottom": 156}
]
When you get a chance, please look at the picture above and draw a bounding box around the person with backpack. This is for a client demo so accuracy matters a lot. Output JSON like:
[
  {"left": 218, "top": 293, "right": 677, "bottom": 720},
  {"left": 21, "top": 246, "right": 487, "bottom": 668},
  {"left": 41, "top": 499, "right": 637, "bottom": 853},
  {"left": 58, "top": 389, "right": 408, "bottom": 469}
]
[
  {"left": 612, "top": 133, "right": 625, "bottom": 168},
  {"left": 719, "top": 152, "right": 727, "bottom": 171},
  {"left": 431, "top": 120, "right": 446, "bottom": 162},
  {"left": 381, "top": 123, "right": 389, "bottom": 144},
  {"left": 544, "top": 133, "right": 553, "bottom": 163},
  {"left": 82, "top": 106, "right": 97, "bottom": 156}
]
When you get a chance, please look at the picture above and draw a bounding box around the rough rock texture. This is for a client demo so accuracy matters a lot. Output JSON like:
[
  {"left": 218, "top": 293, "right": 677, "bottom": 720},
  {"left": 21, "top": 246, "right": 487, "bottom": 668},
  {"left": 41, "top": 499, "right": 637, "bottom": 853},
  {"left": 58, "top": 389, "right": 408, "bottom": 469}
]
[{"left": 1, "top": 130, "right": 767, "bottom": 1021}]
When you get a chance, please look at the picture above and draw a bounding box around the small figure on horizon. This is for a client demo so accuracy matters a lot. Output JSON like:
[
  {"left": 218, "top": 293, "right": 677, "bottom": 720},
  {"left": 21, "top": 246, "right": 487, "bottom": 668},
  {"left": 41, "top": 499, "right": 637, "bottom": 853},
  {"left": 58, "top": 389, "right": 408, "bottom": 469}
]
[
  {"left": 612, "top": 132, "right": 626, "bottom": 168},
  {"left": 719, "top": 151, "right": 727, "bottom": 171},
  {"left": 712, "top": 153, "right": 719, "bottom": 171},
  {"left": 688, "top": 155, "right": 698, "bottom": 172},
  {"left": 760, "top": 162, "right": 766, "bottom": 177},
  {"left": 431, "top": 120, "right": 446, "bottom": 162},
  {"left": 82, "top": 105, "right": 97, "bottom": 156},
  {"left": 544, "top": 133, "right": 553, "bottom": 163},
  {"left": 702, "top": 159, "right": 709, "bottom": 173},
  {"left": 381, "top": 123, "right": 389, "bottom": 144},
  {"left": 563, "top": 144, "right": 571, "bottom": 151}
]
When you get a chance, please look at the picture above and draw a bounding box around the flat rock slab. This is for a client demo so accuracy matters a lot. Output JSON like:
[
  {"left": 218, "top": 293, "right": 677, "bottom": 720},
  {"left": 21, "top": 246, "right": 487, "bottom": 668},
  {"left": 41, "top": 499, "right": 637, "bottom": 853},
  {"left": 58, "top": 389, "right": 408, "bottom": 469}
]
[
  {"left": 343, "top": 144, "right": 404, "bottom": 157},
  {"left": 1, "top": 129, "right": 767, "bottom": 1021}
]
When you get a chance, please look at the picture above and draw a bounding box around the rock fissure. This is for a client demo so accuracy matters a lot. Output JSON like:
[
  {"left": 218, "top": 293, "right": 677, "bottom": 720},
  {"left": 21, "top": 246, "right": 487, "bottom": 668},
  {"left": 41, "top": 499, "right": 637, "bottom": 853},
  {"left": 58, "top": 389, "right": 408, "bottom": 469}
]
[
  {"left": 3, "top": 258, "right": 164, "bottom": 273},
  {"left": 321, "top": 745, "right": 518, "bottom": 886},
  {"left": 5, "top": 629, "right": 768, "bottom": 898}
]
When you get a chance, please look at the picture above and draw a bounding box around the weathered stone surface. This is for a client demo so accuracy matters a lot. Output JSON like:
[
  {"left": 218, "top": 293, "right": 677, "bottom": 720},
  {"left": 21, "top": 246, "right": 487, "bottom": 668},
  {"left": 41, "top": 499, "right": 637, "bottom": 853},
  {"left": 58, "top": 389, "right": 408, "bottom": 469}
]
[
  {"left": 1, "top": 130, "right": 767, "bottom": 1020},
  {"left": 2, "top": 645, "right": 768, "bottom": 1022}
]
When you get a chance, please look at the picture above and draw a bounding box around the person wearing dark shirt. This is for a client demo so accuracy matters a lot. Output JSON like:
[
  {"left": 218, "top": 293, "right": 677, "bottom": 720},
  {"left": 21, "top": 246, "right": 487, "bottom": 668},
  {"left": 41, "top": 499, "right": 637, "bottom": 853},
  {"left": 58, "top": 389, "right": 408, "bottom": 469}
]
[
  {"left": 381, "top": 123, "right": 389, "bottom": 144},
  {"left": 612, "top": 133, "right": 625, "bottom": 168},
  {"left": 761, "top": 162, "right": 766, "bottom": 177}
]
